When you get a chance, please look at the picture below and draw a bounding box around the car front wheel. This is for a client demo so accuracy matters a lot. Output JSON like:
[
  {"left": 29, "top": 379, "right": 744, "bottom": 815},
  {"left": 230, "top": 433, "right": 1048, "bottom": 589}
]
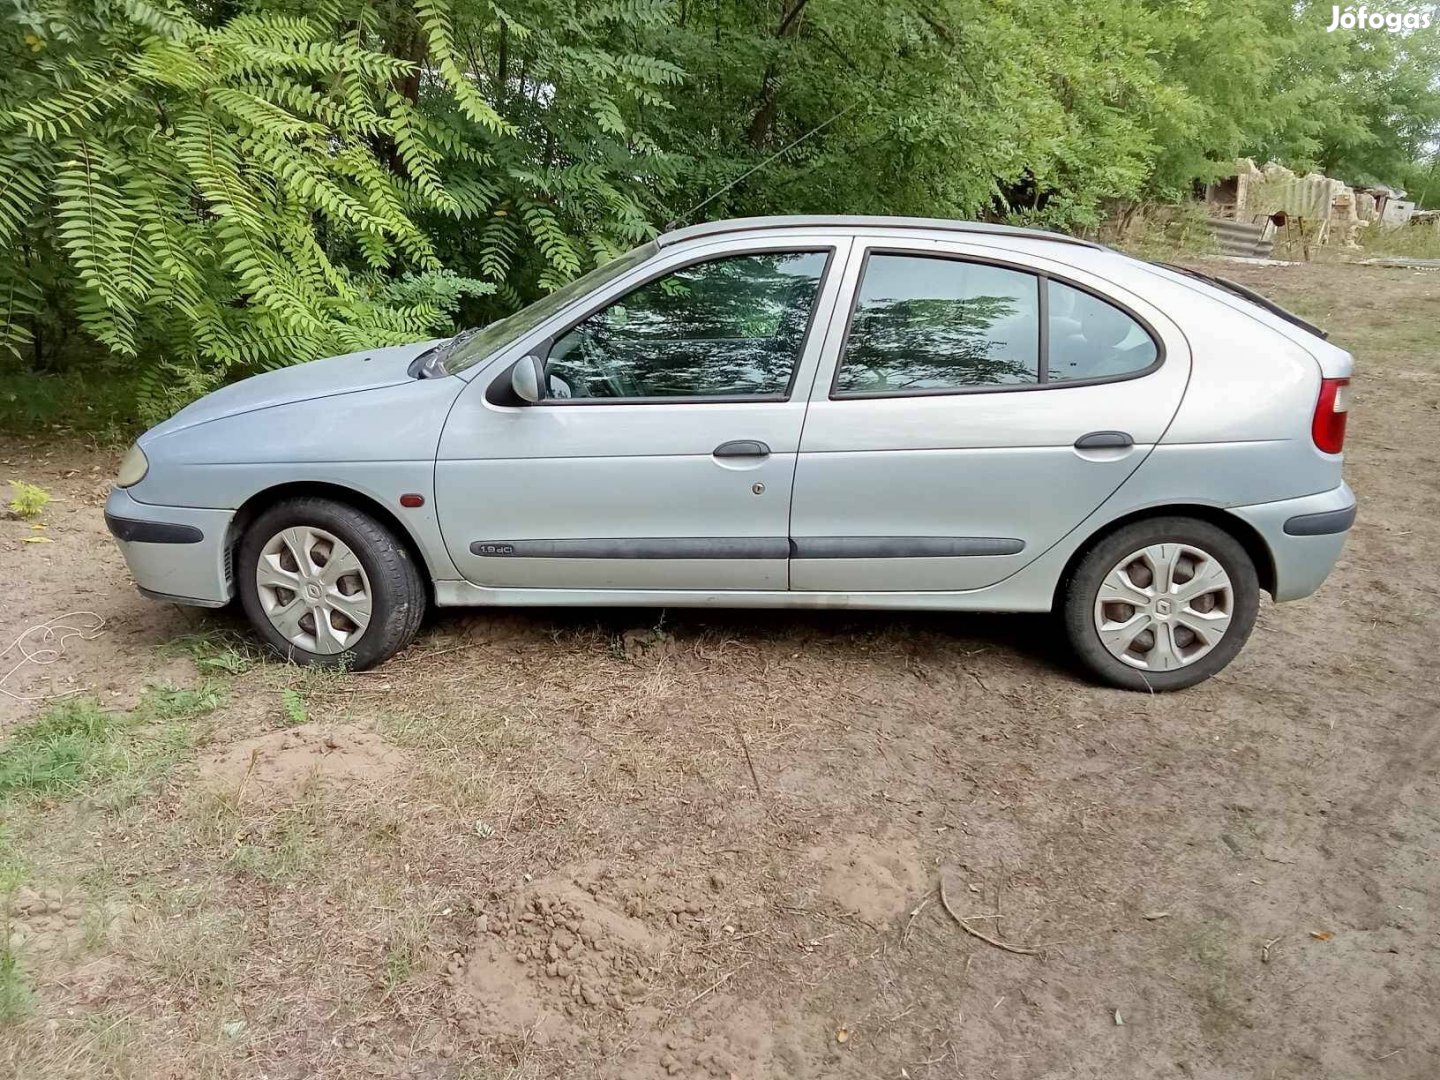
[
  {"left": 237, "top": 497, "right": 426, "bottom": 670},
  {"left": 1062, "top": 517, "right": 1260, "bottom": 691}
]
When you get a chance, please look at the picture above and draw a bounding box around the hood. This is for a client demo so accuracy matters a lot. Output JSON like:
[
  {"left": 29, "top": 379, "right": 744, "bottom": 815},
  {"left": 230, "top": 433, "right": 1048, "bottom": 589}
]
[{"left": 140, "top": 339, "right": 444, "bottom": 443}]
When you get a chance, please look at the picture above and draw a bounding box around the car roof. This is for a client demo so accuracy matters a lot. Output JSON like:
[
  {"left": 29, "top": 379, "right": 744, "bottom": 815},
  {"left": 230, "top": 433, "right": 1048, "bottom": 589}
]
[{"left": 656, "top": 215, "right": 1104, "bottom": 250}]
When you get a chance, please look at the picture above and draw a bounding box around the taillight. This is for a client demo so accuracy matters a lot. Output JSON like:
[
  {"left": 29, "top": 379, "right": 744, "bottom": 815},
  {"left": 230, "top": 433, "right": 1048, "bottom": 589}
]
[{"left": 1312, "top": 377, "right": 1350, "bottom": 454}]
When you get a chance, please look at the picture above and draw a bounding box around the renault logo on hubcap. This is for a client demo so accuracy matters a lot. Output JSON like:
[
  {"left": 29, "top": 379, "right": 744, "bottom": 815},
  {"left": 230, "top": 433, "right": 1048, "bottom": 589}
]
[
  {"left": 1155, "top": 598, "right": 1173, "bottom": 617},
  {"left": 304, "top": 582, "right": 323, "bottom": 602}
]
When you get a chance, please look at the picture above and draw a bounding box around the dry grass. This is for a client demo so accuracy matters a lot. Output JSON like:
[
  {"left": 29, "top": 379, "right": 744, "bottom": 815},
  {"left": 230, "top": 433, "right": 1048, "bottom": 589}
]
[{"left": 2, "top": 260, "right": 1439, "bottom": 1077}]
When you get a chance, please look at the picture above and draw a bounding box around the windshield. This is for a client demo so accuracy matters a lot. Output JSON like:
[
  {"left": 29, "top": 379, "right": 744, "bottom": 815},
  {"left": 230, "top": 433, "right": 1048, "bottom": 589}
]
[{"left": 439, "top": 241, "right": 660, "bottom": 375}]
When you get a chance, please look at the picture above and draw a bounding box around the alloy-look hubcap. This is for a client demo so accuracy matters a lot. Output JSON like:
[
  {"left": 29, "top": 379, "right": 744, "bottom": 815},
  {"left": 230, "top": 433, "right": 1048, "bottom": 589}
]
[
  {"left": 255, "top": 526, "right": 372, "bottom": 655},
  {"left": 1093, "top": 543, "right": 1234, "bottom": 672}
]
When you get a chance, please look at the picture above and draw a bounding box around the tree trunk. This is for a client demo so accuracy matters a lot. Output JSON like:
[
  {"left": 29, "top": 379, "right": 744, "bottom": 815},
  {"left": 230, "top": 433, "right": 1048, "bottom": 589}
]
[{"left": 745, "top": 0, "right": 810, "bottom": 149}]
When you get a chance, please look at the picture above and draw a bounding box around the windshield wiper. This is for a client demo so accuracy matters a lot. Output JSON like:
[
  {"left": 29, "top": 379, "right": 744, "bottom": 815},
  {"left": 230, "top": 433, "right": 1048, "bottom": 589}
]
[
  {"left": 437, "top": 326, "right": 484, "bottom": 362},
  {"left": 411, "top": 327, "right": 483, "bottom": 379},
  {"left": 1159, "top": 263, "right": 1328, "bottom": 340}
]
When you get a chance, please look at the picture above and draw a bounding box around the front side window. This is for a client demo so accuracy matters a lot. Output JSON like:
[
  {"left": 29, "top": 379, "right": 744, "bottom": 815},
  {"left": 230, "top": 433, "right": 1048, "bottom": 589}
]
[
  {"left": 544, "top": 251, "right": 828, "bottom": 400},
  {"left": 834, "top": 255, "right": 1040, "bottom": 394},
  {"left": 443, "top": 242, "right": 658, "bottom": 374}
]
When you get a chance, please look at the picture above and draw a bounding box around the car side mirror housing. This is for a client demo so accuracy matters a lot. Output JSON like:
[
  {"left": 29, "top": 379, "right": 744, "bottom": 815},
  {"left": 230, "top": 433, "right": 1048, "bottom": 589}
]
[{"left": 510, "top": 354, "right": 547, "bottom": 403}]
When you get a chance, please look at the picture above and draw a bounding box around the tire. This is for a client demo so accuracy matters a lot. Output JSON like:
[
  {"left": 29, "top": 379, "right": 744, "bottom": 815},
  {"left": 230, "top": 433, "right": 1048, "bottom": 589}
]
[
  {"left": 1062, "top": 516, "right": 1260, "bottom": 692},
  {"left": 237, "top": 497, "right": 426, "bottom": 670}
]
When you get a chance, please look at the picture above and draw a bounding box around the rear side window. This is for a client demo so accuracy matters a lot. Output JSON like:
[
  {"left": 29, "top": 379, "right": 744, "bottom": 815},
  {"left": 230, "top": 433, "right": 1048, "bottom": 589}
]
[
  {"left": 834, "top": 255, "right": 1040, "bottom": 394},
  {"left": 832, "top": 252, "right": 1159, "bottom": 396},
  {"left": 1048, "top": 280, "right": 1158, "bottom": 382}
]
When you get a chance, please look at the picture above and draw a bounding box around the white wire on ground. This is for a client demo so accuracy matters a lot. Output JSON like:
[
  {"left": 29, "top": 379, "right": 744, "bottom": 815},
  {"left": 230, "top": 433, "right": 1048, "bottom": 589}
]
[{"left": 0, "top": 611, "right": 107, "bottom": 703}]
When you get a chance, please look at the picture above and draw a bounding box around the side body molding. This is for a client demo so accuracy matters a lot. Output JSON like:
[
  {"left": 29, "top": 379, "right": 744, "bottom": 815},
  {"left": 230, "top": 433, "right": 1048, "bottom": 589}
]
[{"left": 469, "top": 537, "right": 1024, "bottom": 559}]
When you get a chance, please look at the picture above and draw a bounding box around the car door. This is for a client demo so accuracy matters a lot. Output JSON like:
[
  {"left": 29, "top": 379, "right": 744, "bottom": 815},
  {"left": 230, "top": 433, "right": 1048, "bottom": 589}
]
[
  {"left": 790, "top": 239, "right": 1192, "bottom": 593},
  {"left": 435, "top": 237, "right": 850, "bottom": 592}
]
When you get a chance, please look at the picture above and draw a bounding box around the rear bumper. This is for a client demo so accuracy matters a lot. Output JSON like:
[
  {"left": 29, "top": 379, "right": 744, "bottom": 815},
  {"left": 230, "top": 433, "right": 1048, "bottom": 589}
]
[
  {"left": 105, "top": 487, "right": 236, "bottom": 607},
  {"left": 1230, "top": 482, "right": 1355, "bottom": 602}
]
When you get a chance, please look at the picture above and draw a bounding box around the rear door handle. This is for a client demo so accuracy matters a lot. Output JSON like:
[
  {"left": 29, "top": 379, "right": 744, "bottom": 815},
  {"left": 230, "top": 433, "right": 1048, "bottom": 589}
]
[
  {"left": 1074, "top": 431, "right": 1134, "bottom": 450},
  {"left": 713, "top": 440, "right": 771, "bottom": 458}
]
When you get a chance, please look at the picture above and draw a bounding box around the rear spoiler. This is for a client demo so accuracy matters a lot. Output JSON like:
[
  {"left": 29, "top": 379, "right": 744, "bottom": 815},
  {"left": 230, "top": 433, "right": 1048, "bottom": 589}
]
[{"left": 1158, "top": 263, "right": 1329, "bottom": 341}]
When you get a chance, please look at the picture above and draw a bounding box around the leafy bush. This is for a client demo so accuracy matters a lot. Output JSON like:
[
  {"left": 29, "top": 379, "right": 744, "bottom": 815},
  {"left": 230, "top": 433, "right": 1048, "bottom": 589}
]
[
  {"left": 2, "top": 0, "right": 1438, "bottom": 431},
  {"left": 5, "top": 481, "right": 50, "bottom": 520},
  {"left": 2, "top": 0, "right": 499, "bottom": 421}
]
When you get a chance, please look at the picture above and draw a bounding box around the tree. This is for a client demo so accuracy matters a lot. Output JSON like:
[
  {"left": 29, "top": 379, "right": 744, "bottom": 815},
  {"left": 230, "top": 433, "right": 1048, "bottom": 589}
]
[
  {"left": 3, "top": 0, "right": 1439, "bottom": 428},
  {"left": 0, "top": 0, "right": 683, "bottom": 419}
]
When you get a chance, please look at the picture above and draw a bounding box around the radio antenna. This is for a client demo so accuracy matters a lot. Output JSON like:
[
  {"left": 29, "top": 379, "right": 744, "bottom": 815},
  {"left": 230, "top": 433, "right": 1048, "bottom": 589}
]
[{"left": 664, "top": 99, "right": 863, "bottom": 231}]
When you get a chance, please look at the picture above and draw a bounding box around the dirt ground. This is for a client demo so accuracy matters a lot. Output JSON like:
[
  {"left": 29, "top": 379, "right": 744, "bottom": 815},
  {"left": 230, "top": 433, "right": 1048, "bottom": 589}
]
[{"left": 1, "top": 259, "right": 1437, "bottom": 1079}]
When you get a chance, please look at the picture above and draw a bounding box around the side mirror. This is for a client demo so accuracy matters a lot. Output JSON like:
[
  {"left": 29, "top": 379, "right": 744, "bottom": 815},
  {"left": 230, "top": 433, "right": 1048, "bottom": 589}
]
[{"left": 510, "top": 354, "right": 547, "bottom": 403}]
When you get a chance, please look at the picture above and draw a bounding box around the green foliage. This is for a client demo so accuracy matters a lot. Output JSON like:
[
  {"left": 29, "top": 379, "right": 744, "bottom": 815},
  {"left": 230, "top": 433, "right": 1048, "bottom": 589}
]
[
  {"left": 0, "top": 826, "right": 24, "bottom": 895},
  {"left": 159, "top": 632, "right": 259, "bottom": 675},
  {"left": 140, "top": 683, "right": 226, "bottom": 722},
  {"left": 0, "top": 938, "right": 36, "bottom": 1023},
  {"left": 2, "top": 0, "right": 1439, "bottom": 429},
  {"left": 279, "top": 688, "right": 308, "bottom": 728},
  {"left": 646, "top": 0, "right": 1440, "bottom": 230},
  {"left": 6, "top": 481, "right": 50, "bottom": 520},
  {"left": 0, "top": 370, "right": 140, "bottom": 439},
  {"left": 1359, "top": 220, "right": 1440, "bottom": 260},
  {"left": 0, "top": 699, "right": 119, "bottom": 799},
  {"left": 1, "top": 0, "right": 496, "bottom": 420},
  {"left": 0, "top": 687, "right": 221, "bottom": 803}
]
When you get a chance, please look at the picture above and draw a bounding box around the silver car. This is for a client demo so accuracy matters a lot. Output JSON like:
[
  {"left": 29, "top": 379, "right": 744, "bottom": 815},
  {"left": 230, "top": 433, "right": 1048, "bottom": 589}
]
[{"left": 106, "top": 216, "right": 1355, "bottom": 690}]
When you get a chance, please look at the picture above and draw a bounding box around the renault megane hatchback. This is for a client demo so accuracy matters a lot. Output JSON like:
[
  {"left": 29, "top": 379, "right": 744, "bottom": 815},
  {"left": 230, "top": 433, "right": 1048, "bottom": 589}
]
[{"left": 106, "top": 216, "right": 1356, "bottom": 690}]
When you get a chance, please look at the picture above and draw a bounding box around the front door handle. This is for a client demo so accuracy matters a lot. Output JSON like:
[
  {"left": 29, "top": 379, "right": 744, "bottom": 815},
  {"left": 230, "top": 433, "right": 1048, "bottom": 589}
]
[
  {"left": 1074, "top": 431, "right": 1134, "bottom": 450},
  {"left": 713, "top": 440, "right": 771, "bottom": 458}
]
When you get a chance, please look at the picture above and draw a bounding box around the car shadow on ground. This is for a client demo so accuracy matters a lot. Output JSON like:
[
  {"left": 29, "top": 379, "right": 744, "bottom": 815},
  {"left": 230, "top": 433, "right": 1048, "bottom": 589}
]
[
  {"left": 421, "top": 602, "right": 1078, "bottom": 676},
  {"left": 140, "top": 577, "right": 1084, "bottom": 685}
]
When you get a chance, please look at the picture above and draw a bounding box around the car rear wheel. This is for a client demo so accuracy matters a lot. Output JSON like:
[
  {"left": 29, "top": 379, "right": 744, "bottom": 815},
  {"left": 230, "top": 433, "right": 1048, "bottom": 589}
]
[
  {"left": 237, "top": 497, "right": 425, "bottom": 670},
  {"left": 1062, "top": 517, "right": 1259, "bottom": 691}
]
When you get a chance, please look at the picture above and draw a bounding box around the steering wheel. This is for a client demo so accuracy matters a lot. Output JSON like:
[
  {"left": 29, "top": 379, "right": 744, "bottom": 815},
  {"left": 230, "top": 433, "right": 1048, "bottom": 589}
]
[{"left": 576, "top": 334, "right": 642, "bottom": 398}]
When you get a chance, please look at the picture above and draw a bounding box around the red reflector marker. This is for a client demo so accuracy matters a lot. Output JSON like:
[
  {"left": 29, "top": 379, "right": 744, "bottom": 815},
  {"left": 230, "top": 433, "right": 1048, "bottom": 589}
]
[
  {"left": 399, "top": 493, "right": 425, "bottom": 508},
  {"left": 1312, "top": 378, "right": 1350, "bottom": 454}
]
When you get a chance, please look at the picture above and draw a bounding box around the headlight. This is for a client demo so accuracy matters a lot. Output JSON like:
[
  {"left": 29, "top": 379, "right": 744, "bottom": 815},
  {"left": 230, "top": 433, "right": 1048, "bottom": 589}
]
[{"left": 116, "top": 443, "right": 149, "bottom": 487}]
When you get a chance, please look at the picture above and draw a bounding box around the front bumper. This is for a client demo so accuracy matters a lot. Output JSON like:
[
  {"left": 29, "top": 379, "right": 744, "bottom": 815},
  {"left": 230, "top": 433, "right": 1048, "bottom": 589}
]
[
  {"left": 104, "top": 487, "right": 236, "bottom": 608},
  {"left": 1230, "top": 482, "right": 1356, "bottom": 602}
]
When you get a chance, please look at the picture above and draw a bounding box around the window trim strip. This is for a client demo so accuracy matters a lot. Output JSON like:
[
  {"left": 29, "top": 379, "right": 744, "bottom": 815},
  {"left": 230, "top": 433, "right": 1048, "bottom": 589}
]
[{"left": 827, "top": 247, "right": 1166, "bottom": 401}]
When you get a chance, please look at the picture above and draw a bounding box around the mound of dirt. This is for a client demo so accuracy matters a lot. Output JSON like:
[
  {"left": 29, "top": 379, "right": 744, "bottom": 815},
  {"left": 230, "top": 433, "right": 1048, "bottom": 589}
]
[
  {"left": 811, "top": 829, "right": 925, "bottom": 925},
  {"left": 618, "top": 997, "right": 819, "bottom": 1079},
  {"left": 195, "top": 722, "right": 405, "bottom": 800},
  {"left": 448, "top": 878, "right": 669, "bottom": 1042}
]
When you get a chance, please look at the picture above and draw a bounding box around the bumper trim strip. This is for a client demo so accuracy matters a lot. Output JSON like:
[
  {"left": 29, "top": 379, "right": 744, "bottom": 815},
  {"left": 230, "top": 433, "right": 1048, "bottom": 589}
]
[
  {"left": 1282, "top": 505, "right": 1356, "bottom": 537},
  {"left": 105, "top": 513, "right": 205, "bottom": 545}
]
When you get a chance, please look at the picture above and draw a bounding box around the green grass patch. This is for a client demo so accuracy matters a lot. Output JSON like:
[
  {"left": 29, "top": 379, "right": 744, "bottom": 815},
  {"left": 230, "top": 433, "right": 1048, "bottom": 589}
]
[
  {"left": 0, "top": 699, "right": 121, "bottom": 800},
  {"left": 0, "top": 685, "right": 225, "bottom": 805},
  {"left": 1359, "top": 221, "right": 1440, "bottom": 260},
  {"left": 226, "top": 815, "right": 318, "bottom": 883},
  {"left": 381, "top": 910, "right": 430, "bottom": 991},
  {"left": 0, "top": 825, "right": 24, "bottom": 894},
  {"left": 278, "top": 688, "right": 308, "bottom": 728},
  {"left": 158, "top": 632, "right": 260, "bottom": 676},
  {"left": 0, "top": 938, "right": 36, "bottom": 1023},
  {"left": 140, "top": 683, "right": 226, "bottom": 723}
]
